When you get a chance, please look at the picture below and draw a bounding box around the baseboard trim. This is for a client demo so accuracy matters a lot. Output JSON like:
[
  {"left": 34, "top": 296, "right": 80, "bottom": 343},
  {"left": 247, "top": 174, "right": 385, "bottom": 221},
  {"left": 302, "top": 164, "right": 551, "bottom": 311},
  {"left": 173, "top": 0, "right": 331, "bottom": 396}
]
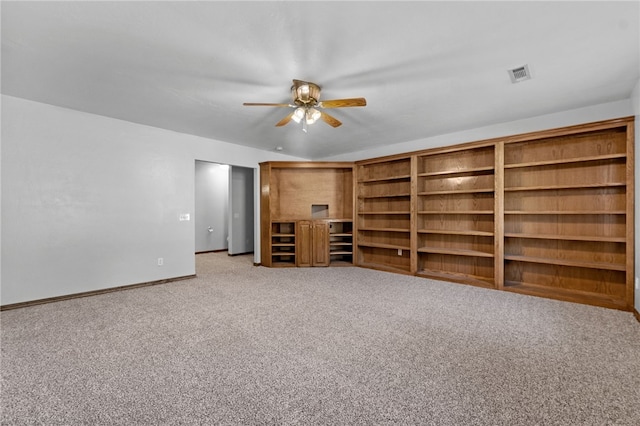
[
  {"left": 195, "top": 249, "right": 227, "bottom": 254},
  {"left": 0, "top": 275, "right": 196, "bottom": 311},
  {"left": 634, "top": 308, "right": 640, "bottom": 323},
  {"left": 229, "top": 251, "right": 254, "bottom": 257},
  {"left": 253, "top": 262, "right": 262, "bottom": 267}
]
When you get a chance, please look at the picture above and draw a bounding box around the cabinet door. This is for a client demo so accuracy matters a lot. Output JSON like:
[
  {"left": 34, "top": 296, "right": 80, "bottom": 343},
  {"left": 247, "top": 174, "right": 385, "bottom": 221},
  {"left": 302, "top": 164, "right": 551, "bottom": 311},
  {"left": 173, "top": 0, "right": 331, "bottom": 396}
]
[
  {"left": 312, "top": 221, "right": 330, "bottom": 266},
  {"left": 297, "top": 220, "right": 313, "bottom": 267}
]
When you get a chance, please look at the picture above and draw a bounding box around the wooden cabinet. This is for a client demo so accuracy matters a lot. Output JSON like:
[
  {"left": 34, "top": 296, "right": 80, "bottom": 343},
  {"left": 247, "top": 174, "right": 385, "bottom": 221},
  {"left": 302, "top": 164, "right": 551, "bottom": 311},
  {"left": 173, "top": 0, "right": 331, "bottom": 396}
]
[
  {"left": 356, "top": 156, "right": 412, "bottom": 274},
  {"left": 260, "top": 162, "right": 354, "bottom": 268},
  {"left": 297, "top": 220, "right": 330, "bottom": 267}
]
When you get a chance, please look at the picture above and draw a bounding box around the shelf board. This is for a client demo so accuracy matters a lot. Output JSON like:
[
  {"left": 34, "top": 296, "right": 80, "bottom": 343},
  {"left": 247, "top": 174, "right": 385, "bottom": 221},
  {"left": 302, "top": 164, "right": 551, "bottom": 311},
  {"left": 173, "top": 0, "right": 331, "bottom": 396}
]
[
  {"left": 503, "top": 281, "right": 628, "bottom": 311},
  {"left": 416, "top": 269, "right": 495, "bottom": 288},
  {"left": 504, "top": 182, "right": 626, "bottom": 192},
  {"left": 358, "top": 262, "right": 412, "bottom": 275},
  {"left": 503, "top": 153, "right": 626, "bottom": 169},
  {"left": 359, "top": 193, "right": 411, "bottom": 199},
  {"left": 358, "top": 174, "right": 411, "bottom": 183},
  {"left": 418, "top": 229, "right": 494, "bottom": 237},
  {"left": 330, "top": 250, "right": 353, "bottom": 255},
  {"left": 358, "top": 211, "right": 411, "bottom": 215},
  {"left": 417, "top": 166, "right": 495, "bottom": 177},
  {"left": 330, "top": 233, "right": 353, "bottom": 237},
  {"left": 272, "top": 252, "right": 296, "bottom": 256},
  {"left": 330, "top": 242, "right": 353, "bottom": 246},
  {"left": 505, "top": 210, "right": 626, "bottom": 215},
  {"left": 359, "top": 227, "right": 410, "bottom": 233},
  {"left": 329, "top": 260, "right": 354, "bottom": 267},
  {"left": 272, "top": 233, "right": 295, "bottom": 237},
  {"left": 270, "top": 261, "right": 297, "bottom": 267},
  {"left": 418, "top": 188, "right": 494, "bottom": 195},
  {"left": 504, "top": 233, "right": 626, "bottom": 243},
  {"left": 504, "top": 255, "right": 626, "bottom": 271},
  {"left": 272, "top": 243, "right": 296, "bottom": 247},
  {"left": 358, "top": 242, "right": 411, "bottom": 251},
  {"left": 418, "top": 247, "right": 494, "bottom": 258},
  {"left": 418, "top": 210, "right": 494, "bottom": 215}
]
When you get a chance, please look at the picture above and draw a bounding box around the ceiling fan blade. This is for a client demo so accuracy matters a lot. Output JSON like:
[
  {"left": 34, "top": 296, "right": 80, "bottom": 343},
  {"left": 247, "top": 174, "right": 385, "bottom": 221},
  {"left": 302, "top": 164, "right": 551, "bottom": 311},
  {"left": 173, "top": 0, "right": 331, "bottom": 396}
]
[
  {"left": 319, "top": 98, "right": 367, "bottom": 108},
  {"left": 275, "top": 112, "right": 294, "bottom": 127},
  {"left": 320, "top": 111, "right": 342, "bottom": 128},
  {"left": 243, "top": 102, "right": 292, "bottom": 107}
]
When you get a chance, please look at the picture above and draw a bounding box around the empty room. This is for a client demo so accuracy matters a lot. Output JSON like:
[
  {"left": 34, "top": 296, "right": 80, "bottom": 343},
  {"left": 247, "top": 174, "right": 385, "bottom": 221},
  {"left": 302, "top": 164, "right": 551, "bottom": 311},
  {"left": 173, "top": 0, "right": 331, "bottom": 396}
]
[{"left": 1, "top": 1, "right": 639, "bottom": 425}]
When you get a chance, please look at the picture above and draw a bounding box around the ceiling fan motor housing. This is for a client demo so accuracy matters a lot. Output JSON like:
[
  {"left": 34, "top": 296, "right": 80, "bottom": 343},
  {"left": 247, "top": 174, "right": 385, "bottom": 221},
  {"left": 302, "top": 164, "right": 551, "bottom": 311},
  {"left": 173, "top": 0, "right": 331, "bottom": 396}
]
[{"left": 292, "top": 80, "right": 321, "bottom": 105}]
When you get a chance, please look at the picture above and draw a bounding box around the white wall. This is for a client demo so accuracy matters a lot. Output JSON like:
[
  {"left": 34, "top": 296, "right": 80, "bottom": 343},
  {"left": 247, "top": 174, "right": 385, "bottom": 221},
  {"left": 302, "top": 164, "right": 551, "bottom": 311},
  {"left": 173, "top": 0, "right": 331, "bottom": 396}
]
[
  {"left": 320, "top": 99, "right": 634, "bottom": 162},
  {"left": 194, "top": 161, "right": 229, "bottom": 253},
  {"left": 632, "top": 79, "right": 640, "bottom": 314},
  {"left": 0, "top": 95, "right": 303, "bottom": 305},
  {"left": 228, "top": 166, "right": 254, "bottom": 255}
]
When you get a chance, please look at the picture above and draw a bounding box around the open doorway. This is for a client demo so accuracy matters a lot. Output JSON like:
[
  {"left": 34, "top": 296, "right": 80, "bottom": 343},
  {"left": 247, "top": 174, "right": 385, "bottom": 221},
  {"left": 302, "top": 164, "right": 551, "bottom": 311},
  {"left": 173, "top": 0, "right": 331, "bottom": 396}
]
[{"left": 194, "top": 161, "right": 254, "bottom": 257}]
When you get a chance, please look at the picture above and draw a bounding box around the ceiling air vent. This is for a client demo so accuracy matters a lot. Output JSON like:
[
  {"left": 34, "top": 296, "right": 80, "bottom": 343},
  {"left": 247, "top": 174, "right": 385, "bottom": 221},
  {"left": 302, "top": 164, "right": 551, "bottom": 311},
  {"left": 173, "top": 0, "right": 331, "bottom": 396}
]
[{"left": 508, "top": 64, "right": 531, "bottom": 83}]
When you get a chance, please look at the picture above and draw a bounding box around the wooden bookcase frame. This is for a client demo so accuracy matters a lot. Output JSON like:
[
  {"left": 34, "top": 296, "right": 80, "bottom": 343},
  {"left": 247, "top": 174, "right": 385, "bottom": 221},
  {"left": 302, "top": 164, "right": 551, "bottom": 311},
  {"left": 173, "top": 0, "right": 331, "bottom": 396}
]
[
  {"left": 260, "top": 161, "right": 355, "bottom": 268},
  {"left": 260, "top": 117, "right": 634, "bottom": 311},
  {"left": 353, "top": 117, "right": 634, "bottom": 311}
]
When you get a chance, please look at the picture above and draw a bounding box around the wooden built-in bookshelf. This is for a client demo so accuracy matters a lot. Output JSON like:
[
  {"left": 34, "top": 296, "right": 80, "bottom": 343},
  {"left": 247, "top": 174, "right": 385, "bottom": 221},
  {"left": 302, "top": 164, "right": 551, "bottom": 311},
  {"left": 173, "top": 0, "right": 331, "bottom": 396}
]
[
  {"left": 414, "top": 144, "right": 497, "bottom": 288},
  {"left": 261, "top": 117, "right": 634, "bottom": 312},
  {"left": 353, "top": 117, "right": 634, "bottom": 311},
  {"left": 356, "top": 157, "right": 412, "bottom": 274},
  {"left": 501, "top": 124, "right": 633, "bottom": 309},
  {"left": 260, "top": 162, "right": 354, "bottom": 268}
]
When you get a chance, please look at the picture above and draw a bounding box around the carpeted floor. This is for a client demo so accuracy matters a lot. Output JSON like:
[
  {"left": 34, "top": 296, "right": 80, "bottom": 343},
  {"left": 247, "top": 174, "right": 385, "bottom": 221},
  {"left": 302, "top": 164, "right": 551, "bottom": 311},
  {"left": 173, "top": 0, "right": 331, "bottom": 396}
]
[{"left": 1, "top": 252, "right": 639, "bottom": 425}]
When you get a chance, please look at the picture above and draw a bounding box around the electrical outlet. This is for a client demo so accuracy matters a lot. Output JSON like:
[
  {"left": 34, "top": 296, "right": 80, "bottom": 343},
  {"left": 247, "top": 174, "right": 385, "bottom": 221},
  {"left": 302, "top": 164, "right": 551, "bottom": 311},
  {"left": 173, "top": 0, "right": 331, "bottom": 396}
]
[
  {"left": 398, "top": 249, "right": 402, "bottom": 256},
  {"left": 157, "top": 258, "right": 163, "bottom": 266},
  {"left": 636, "top": 277, "right": 639, "bottom": 290}
]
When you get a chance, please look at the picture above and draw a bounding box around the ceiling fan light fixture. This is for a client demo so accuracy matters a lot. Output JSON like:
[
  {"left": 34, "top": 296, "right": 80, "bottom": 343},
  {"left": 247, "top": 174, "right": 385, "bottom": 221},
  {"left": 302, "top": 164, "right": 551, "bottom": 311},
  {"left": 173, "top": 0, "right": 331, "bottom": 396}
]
[
  {"left": 306, "top": 108, "right": 321, "bottom": 124},
  {"left": 292, "top": 107, "right": 305, "bottom": 123}
]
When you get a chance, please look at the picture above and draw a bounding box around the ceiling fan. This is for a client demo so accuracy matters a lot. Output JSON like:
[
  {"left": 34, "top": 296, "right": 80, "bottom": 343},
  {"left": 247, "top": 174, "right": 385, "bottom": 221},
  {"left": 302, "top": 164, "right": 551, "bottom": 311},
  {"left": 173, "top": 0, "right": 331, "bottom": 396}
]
[{"left": 243, "top": 79, "right": 366, "bottom": 132}]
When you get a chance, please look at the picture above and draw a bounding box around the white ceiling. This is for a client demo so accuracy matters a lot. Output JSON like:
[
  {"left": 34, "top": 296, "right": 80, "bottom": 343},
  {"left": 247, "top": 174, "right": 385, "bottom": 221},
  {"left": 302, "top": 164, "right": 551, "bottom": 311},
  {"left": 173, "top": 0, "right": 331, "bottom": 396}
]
[{"left": 2, "top": 1, "right": 639, "bottom": 159}]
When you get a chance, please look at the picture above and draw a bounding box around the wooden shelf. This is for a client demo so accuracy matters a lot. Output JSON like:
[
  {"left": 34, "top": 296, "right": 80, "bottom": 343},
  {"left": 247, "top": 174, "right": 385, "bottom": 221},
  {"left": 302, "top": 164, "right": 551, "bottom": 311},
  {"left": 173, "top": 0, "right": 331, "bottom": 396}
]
[
  {"left": 359, "top": 227, "right": 410, "bottom": 233},
  {"left": 418, "top": 210, "right": 494, "bottom": 215},
  {"left": 504, "top": 182, "right": 626, "bottom": 192},
  {"left": 270, "top": 262, "right": 298, "bottom": 267},
  {"left": 358, "top": 174, "right": 411, "bottom": 183},
  {"left": 359, "top": 211, "right": 410, "bottom": 215},
  {"left": 504, "top": 233, "right": 626, "bottom": 243},
  {"left": 503, "top": 153, "right": 626, "bottom": 169},
  {"left": 417, "top": 269, "right": 495, "bottom": 288},
  {"left": 358, "top": 242, "right": 410, "bottom": 251},
  {"left": 330, "top": 250, "right": 353, "bottom": 255},
  {"left": 418, "top": 188, "right": 494, "bottom": 195},
  {"left": 359, "top": 193, "right": 411, "bottom": 199},
  {"left": 418, "top": 247, "right": 494, "bottom": 258},
  {"left": 418, "top": 229, "right": 494, "bottom": 237},
  {"left": 504, "top": 254, "right": 625, "bottom": 271},
  {"left": 505, "top": 210, "right": 626, "bottom": 215},
  {"left": 503, "top": 281, "right": 628, "bottom": 311},
  {"left": 418, "top": 166, "right": 494, "bottom": 177}
]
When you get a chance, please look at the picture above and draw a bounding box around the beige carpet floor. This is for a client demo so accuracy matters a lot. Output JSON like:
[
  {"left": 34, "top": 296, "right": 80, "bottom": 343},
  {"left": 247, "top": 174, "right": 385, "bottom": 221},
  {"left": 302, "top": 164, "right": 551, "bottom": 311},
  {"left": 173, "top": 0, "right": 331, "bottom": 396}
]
[{"left": 1, "top": 252, "right": 639, "bottom": 425}]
